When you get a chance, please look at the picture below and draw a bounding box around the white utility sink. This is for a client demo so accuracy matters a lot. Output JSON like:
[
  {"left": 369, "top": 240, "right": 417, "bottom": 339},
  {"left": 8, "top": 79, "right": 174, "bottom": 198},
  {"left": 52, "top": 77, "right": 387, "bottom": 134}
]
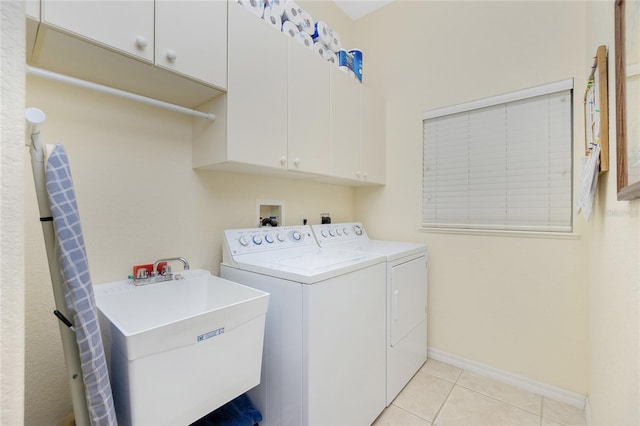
[{"left": 95, "top": 269, "right": 269, "bottom": 426}]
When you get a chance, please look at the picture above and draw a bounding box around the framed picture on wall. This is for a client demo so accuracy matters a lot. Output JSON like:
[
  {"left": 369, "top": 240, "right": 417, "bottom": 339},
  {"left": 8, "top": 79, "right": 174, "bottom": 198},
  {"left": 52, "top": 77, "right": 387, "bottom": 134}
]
[{"left": 615, "top": 0, "right": 640, "bottom": 200}]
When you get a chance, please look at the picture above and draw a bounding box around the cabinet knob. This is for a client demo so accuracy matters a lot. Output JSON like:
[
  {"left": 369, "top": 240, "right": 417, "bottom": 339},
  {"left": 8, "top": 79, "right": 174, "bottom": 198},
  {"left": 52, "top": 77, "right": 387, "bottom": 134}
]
[
  {"left": 356, "top": 171, "right": 361, "bottom": 178},
  {"left": 362, "top": 172, "right": 368, "bottom": 179},
  {"left": 280, "top": 156, "right": 287, "bottom": 166},
  {"left": 135, "top": 36, "right": 148, "bottom": 49},
  {"left": 166, "top": 49, "right": 177, "bottom": 62},
  {"left": 294, "top": 158, "right": 300, "bottom": 167}
]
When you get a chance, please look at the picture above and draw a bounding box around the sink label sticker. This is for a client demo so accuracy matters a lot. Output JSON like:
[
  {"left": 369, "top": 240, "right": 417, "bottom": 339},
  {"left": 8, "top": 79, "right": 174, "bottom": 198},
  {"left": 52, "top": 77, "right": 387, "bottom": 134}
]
[{"left": 197, "top": 327, "right": 225, "bottom": 342}]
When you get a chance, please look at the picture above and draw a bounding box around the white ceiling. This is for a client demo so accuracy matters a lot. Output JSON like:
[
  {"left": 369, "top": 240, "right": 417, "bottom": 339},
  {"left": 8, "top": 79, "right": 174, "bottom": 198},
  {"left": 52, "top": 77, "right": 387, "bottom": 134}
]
[{"left": 332, "top": 0, "right": 393, "bottom": 20}]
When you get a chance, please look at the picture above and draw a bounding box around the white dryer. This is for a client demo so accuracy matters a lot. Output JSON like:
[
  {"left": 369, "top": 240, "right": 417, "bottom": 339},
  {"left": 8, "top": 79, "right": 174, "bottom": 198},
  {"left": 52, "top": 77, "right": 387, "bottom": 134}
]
[
  {"left": 312, "top": 222, "right": 428, "bottom": 405},
  {"left": 221, "top": 225, "right": 387, "bottom": 426}
]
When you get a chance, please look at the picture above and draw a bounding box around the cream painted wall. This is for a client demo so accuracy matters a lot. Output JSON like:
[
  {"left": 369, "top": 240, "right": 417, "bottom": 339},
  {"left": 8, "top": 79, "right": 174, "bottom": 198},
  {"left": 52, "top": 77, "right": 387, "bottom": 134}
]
[
  {"left": 354, "top": 1, "right": 589, "bottom": 393},
  {"left": 585, "top": 2, "right": 640, "bottom": 424},
  {"left": 1, "top": 1, "right": 26, "bottom": 425},
  {"left": 24, "top": 82, "right": 354, "bottom": 423}
]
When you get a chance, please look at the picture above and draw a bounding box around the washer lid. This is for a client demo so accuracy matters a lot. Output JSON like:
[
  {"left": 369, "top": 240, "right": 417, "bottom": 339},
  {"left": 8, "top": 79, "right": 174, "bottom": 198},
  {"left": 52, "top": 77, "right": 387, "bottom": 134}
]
[{"left": 231, "top": 247, "right": 385, "bottom": 284}]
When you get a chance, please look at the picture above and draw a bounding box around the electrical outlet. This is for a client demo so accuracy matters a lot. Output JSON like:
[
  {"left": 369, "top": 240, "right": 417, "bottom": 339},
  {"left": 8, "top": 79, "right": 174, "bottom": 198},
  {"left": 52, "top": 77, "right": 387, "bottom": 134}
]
[{"left": 133, "top": 264, "right": 153, "bottom": 279}]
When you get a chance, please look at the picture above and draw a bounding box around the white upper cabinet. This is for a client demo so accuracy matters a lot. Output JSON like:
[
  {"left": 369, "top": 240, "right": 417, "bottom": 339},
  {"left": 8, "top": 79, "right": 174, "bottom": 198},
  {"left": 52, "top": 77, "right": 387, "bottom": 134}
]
[
  {"left": 288, "top": 41, "right": 331, "bottom": 176},
  {"left": 330, "top": 67, "right": 361, "bottom": 181},
  {"left": 39, "top": 0, "right": 226, "bottom": 90},
  {"left": 360, "top": 85, "right": 386, "bottom": 184},
  {"left": 155, "top": 1, "right": 227, "bottom": 89},
  {"left": 36, "top": 0, "right": 385, "bottom": 186},
  {"left": 26, "top": 0, "right": 39, "bottom": 20},
  {"left": 329, "top": 68, "right": 386, "bottom": 185},
  {"left": 226, "top": 0, "right": 288, "bottom": 169},
  {"left": 41, "top": 0, "right": 154, "bottom": 62},
  {"left": 26, "top": 1, "right": 39, "bottom": 60}
]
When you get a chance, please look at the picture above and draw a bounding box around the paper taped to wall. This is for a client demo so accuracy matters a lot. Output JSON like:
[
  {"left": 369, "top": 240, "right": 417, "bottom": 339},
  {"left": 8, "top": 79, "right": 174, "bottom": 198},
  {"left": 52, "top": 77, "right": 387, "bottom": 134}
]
[{"left": 577, "top": 144, "right": 601, "bottom": 221}]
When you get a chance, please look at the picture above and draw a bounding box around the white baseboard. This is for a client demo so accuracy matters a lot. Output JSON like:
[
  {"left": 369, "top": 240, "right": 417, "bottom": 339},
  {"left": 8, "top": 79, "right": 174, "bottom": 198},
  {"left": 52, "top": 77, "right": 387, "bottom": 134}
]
[
  {"left": 585, "top": 396, "right": 592, "bottom": 425},
  {"left": 427, "top": 347, "right": 586, "bottom": 410}
]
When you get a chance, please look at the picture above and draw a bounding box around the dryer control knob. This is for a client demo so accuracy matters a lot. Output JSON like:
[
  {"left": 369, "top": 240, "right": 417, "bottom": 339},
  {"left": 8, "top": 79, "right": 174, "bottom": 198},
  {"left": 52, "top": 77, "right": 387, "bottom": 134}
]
[
  {"left": 252, "top": 235, "right": 263, "bottom": 245},
  {"left": 336, "top": 228, "right": 343, "bottom": 236},
  {"left": 354, "top": 225, "right": 363, "bottom": 235},
  {"left": 328, "top": 229, "right": 335, "bottom": 237},
  {"left": 321, "top": 230, "right": 329, "bottom": 237},
  {"left": 343, "top": 228, "right": 350, "bottom": 235}
]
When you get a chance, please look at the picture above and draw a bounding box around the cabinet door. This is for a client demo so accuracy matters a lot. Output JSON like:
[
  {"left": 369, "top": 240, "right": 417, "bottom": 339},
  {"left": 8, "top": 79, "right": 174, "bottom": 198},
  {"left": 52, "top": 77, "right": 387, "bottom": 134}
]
[
  {"left": 26, "top": 0, "right": 39, "bottom": 60},
  {"left": 26, "top": 0, "right": 39, "bottom": 20},
  {"left": 360, "top": 86, "right": 386, "bottom": 184},
  {"left": 288, "top": 41, "right": 330, "bottom": 176},
  {"left": 330, "top": 68, "right": 361, "bottom": 180},
  {"left": 156, "top": 1, "right": 227, "bottom": 89},
  {"left": 41, "top": 0, "right": 154, "bottom": 62},
  {"left": 227, "top": 1, "right": 288, "bottom": 169}
]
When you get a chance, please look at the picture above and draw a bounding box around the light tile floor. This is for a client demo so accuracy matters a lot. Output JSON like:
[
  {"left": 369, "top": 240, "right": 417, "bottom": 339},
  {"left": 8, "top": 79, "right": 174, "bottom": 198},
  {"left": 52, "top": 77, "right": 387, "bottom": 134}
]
[{"left": 373, "top": 359, "right": 587, "bottom": 426}]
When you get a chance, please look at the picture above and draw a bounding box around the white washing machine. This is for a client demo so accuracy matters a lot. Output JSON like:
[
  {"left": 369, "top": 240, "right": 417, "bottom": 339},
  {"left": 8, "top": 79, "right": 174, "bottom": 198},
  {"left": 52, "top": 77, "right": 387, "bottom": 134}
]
[
  {"left": 311, "top": 222, "right": 428, "bottom": 406},
  {"left": 221, "top": 225, "right": 387, "bottom": 426}
]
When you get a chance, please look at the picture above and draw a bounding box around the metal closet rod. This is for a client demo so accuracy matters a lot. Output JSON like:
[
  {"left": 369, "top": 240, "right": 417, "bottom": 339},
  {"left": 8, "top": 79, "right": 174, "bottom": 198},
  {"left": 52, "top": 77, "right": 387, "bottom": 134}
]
[{"left": 26, "top": 65, "right": 216, "bottom": 121}]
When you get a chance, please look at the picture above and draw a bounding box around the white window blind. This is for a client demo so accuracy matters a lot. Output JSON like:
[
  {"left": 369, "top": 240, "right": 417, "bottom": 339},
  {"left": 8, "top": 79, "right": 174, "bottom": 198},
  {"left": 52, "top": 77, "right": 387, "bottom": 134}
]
[{"left": 422, "top": 80, "right": 573, "bottom": 232}]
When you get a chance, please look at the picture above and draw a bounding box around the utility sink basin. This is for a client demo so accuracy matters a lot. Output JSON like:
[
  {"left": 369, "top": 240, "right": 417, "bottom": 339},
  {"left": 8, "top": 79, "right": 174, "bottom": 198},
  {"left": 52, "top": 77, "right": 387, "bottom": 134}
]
[{"left": 94, "top": 269, "right": 269, "bottom": 426}]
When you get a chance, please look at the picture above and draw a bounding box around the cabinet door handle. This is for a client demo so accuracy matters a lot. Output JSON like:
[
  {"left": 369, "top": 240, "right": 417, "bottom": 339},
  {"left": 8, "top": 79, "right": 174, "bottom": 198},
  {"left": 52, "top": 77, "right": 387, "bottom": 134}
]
[
  {"left": 166, "top": 49, "right": 177, "bottom": 62},
  {"left": 362, "top": 172, "right": 368, "bottom": 179},
  {"left": 293, "top": 158, "right": 300, "bottom": 167},
  {"left": 135, "top": 36, "right": 148, "bottom": 49},
  {"left": 280, "top": 156, "right": 287, "bottom": 166}
]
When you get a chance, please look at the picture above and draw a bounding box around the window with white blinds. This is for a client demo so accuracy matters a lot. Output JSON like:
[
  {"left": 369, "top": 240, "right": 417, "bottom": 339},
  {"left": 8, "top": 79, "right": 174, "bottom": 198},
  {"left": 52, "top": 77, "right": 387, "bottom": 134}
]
[{"left": 422, "top": 80, "right": 573, "bottom": 232}]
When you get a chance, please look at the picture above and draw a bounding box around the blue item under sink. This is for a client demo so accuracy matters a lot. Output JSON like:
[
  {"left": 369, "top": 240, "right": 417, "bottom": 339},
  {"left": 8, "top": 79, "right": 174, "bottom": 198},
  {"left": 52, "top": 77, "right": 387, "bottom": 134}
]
[{"left": 191, "top": 394, "right": 262, "bottom": 426}]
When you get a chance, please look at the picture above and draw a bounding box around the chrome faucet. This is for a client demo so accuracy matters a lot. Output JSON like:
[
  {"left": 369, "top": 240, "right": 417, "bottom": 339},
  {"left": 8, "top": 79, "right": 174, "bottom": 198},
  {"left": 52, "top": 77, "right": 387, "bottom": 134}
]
[
  {"left": 153, "top": 257, "right": 190, "bottom": 278},
  {"left": 132, "top": 257, "right": 190, "bottom": 285}
]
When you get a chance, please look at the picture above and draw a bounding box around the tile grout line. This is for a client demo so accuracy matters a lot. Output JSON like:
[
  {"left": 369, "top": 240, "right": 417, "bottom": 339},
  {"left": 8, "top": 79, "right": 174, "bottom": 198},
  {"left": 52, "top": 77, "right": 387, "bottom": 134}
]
[
  {"left": 423, "top": 361, "right": 586, "bottom": 426},
  {"left": 453, "top": 381, "right": 544, "bottom": 418},
  {"left": 430, "top": 369, "right": 462, "bottom": 426},
  {"left": 454, "top": 369, "right": 547, "bottom": 423}
]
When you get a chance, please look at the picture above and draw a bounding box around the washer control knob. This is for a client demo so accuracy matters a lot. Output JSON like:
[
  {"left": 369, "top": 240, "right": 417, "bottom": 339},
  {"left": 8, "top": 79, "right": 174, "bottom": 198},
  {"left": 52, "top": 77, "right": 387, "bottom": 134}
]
[
  {"left": 343, "top": 227, "right": 350, "bottom": 235},
  {"left": 354, "top": 225, "right": 363, "bottom": 236},
  {"left": 265, "top": 235, "right": 274, "bottom": 244},
  {"left": 239, "top": 236, "right": 249, "bottom": 246},
  {"left": 277, "top": 233, "right": 286, "bottom": 242},
  {"left": 336, "top": 228, "right": 343, "bottom": 236},
  {"left": 252, "top": 235, "right": 263, "bottom": 245},
  {"left": 292, "top": 231, "right": 302, "bottom": 241}
]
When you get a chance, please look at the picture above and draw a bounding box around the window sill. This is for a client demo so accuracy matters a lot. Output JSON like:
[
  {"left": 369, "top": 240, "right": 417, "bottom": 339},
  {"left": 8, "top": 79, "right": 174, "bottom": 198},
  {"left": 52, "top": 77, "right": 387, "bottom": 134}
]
[{"left": 419, "top": 227, "right": 580, "bottom": 240}]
